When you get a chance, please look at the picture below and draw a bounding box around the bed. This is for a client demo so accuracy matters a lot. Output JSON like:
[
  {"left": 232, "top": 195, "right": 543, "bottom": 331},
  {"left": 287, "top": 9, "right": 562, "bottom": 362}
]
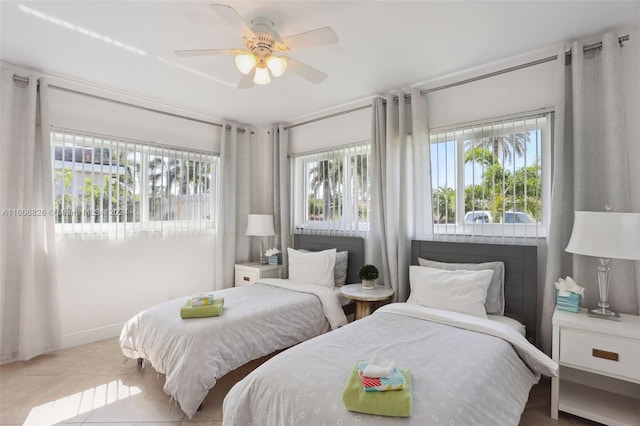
[
  {"left": 222, "top": 240, "right": 558, "bottom": 425},
  {"left": 119, "top": 234, "right": 363, "bottom": 418}
]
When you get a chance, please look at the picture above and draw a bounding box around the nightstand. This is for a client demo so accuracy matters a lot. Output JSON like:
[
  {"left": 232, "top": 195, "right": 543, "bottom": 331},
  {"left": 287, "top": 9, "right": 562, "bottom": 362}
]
[
  {"left": 551, "top": 308, "right": 640, "bottom": 425},
  {"left": 234, "top": 263, "right": 283, "bottom": 287},
  {"left": 339, "top": 284, "right": 394, "bottom": 320}
]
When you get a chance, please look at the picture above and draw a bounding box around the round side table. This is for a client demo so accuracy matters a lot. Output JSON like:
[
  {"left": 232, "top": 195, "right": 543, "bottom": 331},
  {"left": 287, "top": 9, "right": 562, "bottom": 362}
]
[{"left": 339, "top": 284, "right": 394, "bottom": 320}]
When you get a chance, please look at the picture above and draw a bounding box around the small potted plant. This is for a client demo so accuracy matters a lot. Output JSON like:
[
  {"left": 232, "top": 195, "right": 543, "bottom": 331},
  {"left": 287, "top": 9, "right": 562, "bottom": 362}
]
[{"left": 358, "top": 264, "right": 379, "bottom": 289}]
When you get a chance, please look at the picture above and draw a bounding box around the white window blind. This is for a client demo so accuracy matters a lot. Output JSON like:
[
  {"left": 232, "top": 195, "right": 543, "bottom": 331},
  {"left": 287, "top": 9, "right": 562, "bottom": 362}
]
[
  {"left": 292, "top": 142, "right": 371, "bottom": 237},
  {"left": 430, "top": 111, "right": 551, "bottom": 242},
  {"left": 52, "top": 128, "right": 218, "bottom": 239}
]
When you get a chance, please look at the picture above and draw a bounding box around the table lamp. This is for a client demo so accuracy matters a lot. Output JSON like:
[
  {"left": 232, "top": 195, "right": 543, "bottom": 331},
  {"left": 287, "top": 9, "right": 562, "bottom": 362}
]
[
  {"left": 246, "top": 214, "right": 276, "bottom": 264},
  {"left": 565, "top": 209, "right": 640, "bottom": 320}
]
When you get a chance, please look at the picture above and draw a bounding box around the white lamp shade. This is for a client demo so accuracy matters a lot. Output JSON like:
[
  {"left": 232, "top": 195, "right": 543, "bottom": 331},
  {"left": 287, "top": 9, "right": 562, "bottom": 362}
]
[
  {"left": 235, "top": 53, "right": 256, "bottom": 75},
  {"left": 566, "top": 211, "right": 640, "bottom": 260},
  {"left": 253, "top": 66, "right": 271, "bottom": 85},
  {"left": 246, "top": 214, "right": 276, "bottom": 237},
  {"left": 266, "top": 55, "right": 287, "bottom": 77}
]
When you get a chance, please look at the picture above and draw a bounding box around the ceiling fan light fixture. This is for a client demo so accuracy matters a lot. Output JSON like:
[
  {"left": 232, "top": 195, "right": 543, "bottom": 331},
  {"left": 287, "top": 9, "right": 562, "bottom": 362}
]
[
  {"left": 254, "top": 65, "right": 271, "bottom": 85},
  {"left": 235, "top": 53, "right": 257, "bottom": 75},
  {"left": 266, "top": 55, "right": 287, "bottom": 77},
  {"left": 178, "top": 4, "right": 337, "bottom": 88}
]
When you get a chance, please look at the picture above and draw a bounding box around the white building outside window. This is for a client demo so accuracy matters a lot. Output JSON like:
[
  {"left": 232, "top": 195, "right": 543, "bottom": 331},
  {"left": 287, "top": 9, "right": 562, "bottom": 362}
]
[{"left": 52, "top": 128, "right": 218, "bottom": 239}]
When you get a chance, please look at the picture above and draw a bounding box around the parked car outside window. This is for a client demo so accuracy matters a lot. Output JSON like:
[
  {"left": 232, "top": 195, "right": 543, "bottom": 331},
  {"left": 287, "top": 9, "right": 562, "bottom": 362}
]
[
  {"left": 465, "top": 210, "right": 536, "bottom": 224},
  {"left": 503, "top": 211, "right": 536, "bottom": 224},
  {"left": 464, "top": 211, "right": 493, "bottom": 224}
]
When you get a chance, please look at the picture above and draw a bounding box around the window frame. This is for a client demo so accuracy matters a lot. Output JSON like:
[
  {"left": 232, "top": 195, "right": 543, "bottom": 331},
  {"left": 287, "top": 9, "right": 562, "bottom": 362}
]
[
  {"left": 430, "top": 110, "right": 553, "bottom": 240},
  {"left": 51, "top": 128, "right": 219, "bottom": 239},
  {"left": 291, "top": 141, "right": 371, "bottom": 237}
]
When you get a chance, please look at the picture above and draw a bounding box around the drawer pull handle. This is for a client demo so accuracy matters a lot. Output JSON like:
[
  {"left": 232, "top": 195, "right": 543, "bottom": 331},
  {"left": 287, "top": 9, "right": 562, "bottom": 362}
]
[
  {"left": 592, "top": 348, "right": 619, "bottom": 361},
  {"left": 243, "top": 276, "right": 250, "bottom": 281}
]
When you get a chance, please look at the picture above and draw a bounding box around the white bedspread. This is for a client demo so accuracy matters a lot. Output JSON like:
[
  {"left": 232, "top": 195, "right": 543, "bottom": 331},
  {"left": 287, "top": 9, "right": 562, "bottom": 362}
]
[
  {"left": 223, "top": 303, "right": 558, "bottom": 425},
  {"left": 119, "top": 280, "right": 346, "bottom": 418},
  {"left": 259, "top": 278, "right": 348, "bottom": 329},
  {"left": 377, "top": 303, "right": 557, "bottom": 377}
]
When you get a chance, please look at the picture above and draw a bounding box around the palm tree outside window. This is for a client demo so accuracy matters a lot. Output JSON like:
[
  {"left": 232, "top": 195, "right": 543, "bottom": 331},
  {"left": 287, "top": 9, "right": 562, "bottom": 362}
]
[
  {"left": 52, "top": 128, "right": 218, "bottom": 239},
  {"left": 429, "top": 111, "right": 551, "bottom": 240},
  {"left": 292, "top": 142, "right": 370, "bottom": 237}
]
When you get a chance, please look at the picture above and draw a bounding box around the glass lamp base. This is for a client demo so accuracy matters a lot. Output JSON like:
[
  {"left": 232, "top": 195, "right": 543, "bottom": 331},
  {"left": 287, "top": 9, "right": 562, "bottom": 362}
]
[{"left": 588, "top": 307, "right": 622, "bottom": 321}]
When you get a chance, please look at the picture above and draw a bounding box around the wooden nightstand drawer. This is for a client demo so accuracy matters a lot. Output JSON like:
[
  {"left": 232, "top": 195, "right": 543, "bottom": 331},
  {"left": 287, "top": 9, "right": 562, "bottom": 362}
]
[{"left": 560, "top": 328, "right": 640, "bottom": 382}]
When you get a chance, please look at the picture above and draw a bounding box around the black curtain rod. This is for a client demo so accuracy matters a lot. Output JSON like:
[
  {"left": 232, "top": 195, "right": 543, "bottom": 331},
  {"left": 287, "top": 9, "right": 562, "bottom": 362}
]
[
  {"left": 16, "top": 34, "right": 628, "bottom": 132},
  {"left": 415, "top": 34, "right": 630, "bottom": 97},
  {"left": 283, "top": 34, "right": 629, "bottom": 128},
  {"left": 283, "top": 104, "right": 372, "bottom": 130},
  {"left": 11, "top": 74, "right": 252, "bottom": 134}
]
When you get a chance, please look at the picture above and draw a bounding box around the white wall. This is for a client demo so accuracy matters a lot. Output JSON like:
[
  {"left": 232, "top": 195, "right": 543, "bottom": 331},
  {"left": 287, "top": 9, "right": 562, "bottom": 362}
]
[
  {"left": 48, "top": 83, "right": 221, "bottom": 152},
  {"left": 48, "top": 85, "right": 223, "bottom": 348},
  {"left": 57, "top": 235, "right": 215, "bottom": 348},
  {"left": 284, "top": 35, "right": 640, "bottom": 307},
  {"left": 427, "top": 56, "right": 556, "bottom": 129},
  {"left": 284, "top": 46, "right": 559, "bottom": 149},
  {"left": 287, "top": 102, "right": 372, "bottom": 155},
  {"left": 0, "top": 64, "right": 227, "bottom": 348}
]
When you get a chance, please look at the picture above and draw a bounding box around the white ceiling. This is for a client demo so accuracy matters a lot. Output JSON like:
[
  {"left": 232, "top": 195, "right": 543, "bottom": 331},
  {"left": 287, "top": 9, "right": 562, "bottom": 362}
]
[{"left": 1, "top": 1, "right": 639, "bottom": 126}]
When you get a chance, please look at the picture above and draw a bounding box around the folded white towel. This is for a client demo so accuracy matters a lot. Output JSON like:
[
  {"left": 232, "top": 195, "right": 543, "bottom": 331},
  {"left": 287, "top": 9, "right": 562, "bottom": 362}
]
[
  {"left": 190, "top": 296, "right": 214, "bottom": 306},
  {"left": 362, "top": 355, "right": 395, "bottom": 378}
]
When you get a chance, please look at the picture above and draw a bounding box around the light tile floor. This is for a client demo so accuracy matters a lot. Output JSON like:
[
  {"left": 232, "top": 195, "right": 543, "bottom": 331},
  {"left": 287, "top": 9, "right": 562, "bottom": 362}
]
[{"left": 0, "top": 338, "right": 601, "bottom": 425}]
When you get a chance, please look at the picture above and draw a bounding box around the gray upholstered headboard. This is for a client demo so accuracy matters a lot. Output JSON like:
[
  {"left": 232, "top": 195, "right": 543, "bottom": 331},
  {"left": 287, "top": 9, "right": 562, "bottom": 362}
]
[
  {"left": 411, "top": 240, "right": 537, "bottom": 343},
  {"left": 293, "top": 234, "right": 365, "bottom": 284}
]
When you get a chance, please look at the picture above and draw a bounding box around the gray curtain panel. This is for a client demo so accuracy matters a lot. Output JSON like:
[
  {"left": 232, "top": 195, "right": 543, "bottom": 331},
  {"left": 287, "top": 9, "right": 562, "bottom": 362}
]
[
  {"left": 540, "top": 32, "right": 637, "bottom": 354},
  {"left": 215, "top": 123, "right": 252, "bottom": 289},
  {"left": 0, "top": 71, "right": 61, "bottom": 362},
  {"left": 234, "top": 127, "right": 252, "bottom": 268},
  {"left": 368, "top": 90, "right": 433, "bottom": 302},
  {"left": 271, "top": 124, "right": 291, "bottom": 275}
]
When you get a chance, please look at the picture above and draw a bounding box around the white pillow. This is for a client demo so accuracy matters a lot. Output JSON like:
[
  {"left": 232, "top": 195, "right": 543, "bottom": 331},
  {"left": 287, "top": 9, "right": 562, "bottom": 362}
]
[
  {"left": 407, "top": 266, "right": 494, "bottom": 318},
  {"left": 287, "top": 248, "right": 337, "bottom": 288},
  {"left": 418, "top": 258, "right": 505, "bottom": 315},
  {"left": 299, "top": 249, "right": 348, "bottom": 286}
]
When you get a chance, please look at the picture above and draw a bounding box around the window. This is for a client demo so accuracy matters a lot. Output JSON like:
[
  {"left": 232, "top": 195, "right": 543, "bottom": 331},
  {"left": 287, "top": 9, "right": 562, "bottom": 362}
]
[
  {"left": 292, "top": 142, "right": 370, "bottom": 237},
  {"left": 430, "top": 111, "right": 551, "bottom": 240},
  {"left": 52, "top": 128, "right": 218, "bottom": 239}
]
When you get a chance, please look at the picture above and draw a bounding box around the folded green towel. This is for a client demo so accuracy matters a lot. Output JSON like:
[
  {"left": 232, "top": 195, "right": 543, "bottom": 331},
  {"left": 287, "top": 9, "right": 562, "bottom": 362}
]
[
  {"left": 180, "top": 297, "right": 224, "bottom": 319},
  {"left": 342, "top": 361, "right": 412, "bottom": 417}
]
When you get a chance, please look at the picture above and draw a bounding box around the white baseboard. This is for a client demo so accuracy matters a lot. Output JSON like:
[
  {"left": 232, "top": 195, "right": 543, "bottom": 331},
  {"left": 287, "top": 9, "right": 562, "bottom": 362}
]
[{"left": 61, "top": 323, "right": 124, "bottom": 349}]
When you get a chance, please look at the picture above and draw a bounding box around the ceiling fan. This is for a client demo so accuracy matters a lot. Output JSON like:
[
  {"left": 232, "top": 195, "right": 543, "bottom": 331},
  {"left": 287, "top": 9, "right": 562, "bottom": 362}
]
[{"left": 176, "top": 4, "right": 338, "bottom": 89}]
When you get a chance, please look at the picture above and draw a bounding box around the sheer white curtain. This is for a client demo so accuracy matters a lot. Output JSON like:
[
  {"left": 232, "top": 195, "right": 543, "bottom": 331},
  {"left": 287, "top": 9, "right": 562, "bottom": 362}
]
[
  {"left": 215, "top": 123, "right": 252, "bottom": 289},
  {"left": 368, "top": 90, "right": 433, "bottom": 301},
  {"left": 0, "top": 71, "right": 61, "bottom": 363},
  {"left": 271, "top": 124, "right": 291, "bottom": 274},
  {"left": 540, "top": 32, "right": 636, "bottom": 353}
]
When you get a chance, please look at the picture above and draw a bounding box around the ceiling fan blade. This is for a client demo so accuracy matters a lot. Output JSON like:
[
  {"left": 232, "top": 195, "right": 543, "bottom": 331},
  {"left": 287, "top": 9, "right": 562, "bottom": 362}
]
[
  {"left": 237, "top": 71, "right": 255, "bottom": 89},
  {"left": 286, "top": 58, "right": 327, "bottom": 84},
  {"left": 175, "top": 48, "right": 243, "bottom": 57},
  {"left": 280, "top": 27, "right": 338, "bottom": 50},
  {"left": 210, "top": 4, "right": 256, "bottom": 40}
]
